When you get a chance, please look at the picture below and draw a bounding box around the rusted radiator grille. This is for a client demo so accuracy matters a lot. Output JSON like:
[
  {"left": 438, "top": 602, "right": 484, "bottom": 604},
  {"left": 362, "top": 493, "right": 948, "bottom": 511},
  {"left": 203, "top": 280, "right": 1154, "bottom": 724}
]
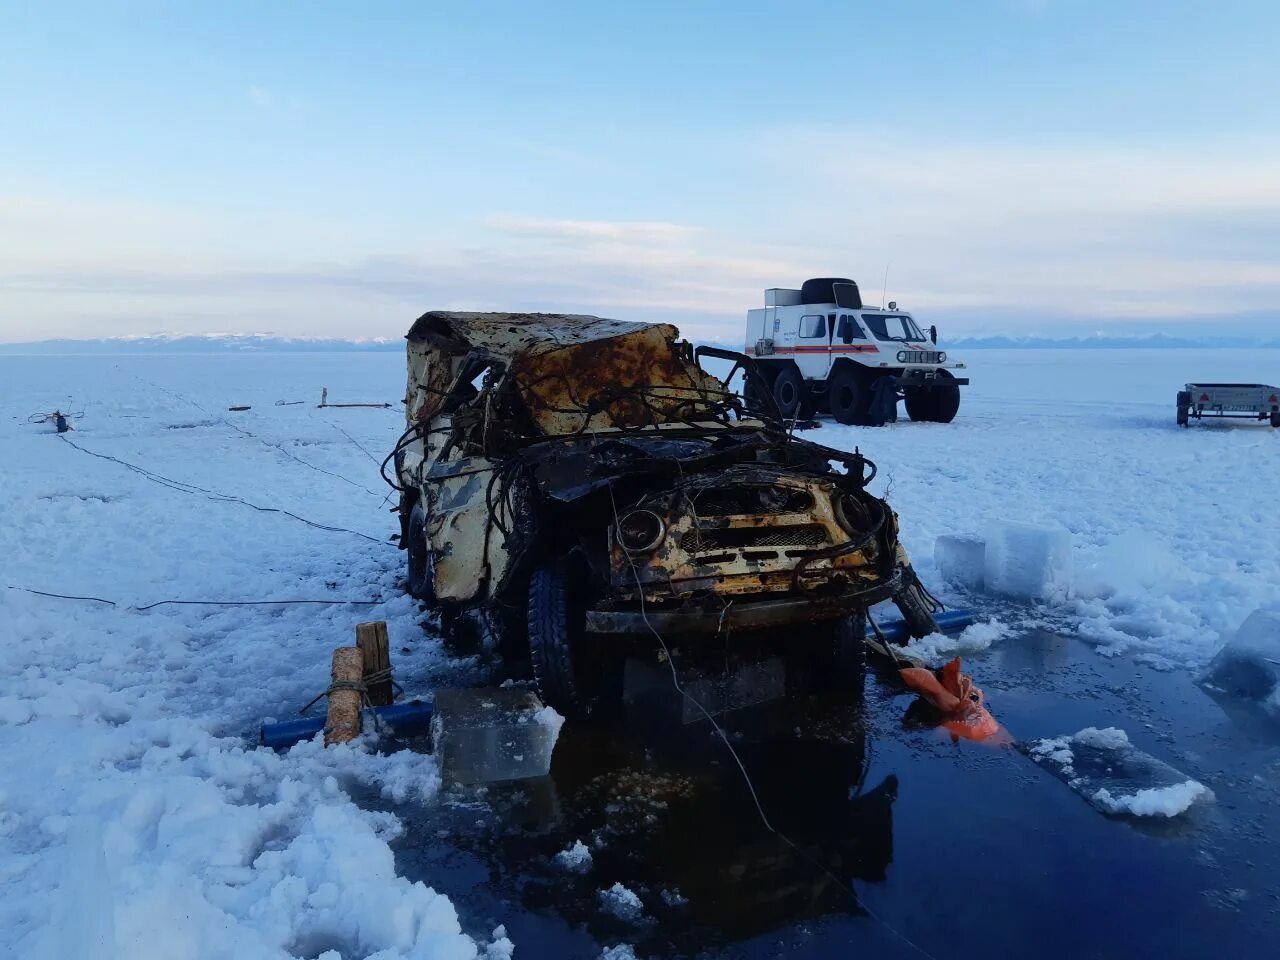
[
  {"left": 689, "top": 487, "right": 812, "bottom": 516},
  {"left": 682, "top": 524, "right": 828, "bottom": 552}
]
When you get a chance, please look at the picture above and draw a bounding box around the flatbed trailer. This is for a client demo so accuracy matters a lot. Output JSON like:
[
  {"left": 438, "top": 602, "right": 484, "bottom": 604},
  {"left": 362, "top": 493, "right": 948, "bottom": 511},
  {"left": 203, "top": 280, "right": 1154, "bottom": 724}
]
[{"left": 1177, "top": 383, "right": 1280, "bottom": 427}]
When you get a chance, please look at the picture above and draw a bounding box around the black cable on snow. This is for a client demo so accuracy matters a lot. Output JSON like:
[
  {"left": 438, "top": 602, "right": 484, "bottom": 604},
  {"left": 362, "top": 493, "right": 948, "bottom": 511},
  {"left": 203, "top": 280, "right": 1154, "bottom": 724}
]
[
  {"left": 6, "top": 586, "right": 384, "bottom": 610},
  {"left": 132, "top": 374, "right": 384, "bottom": 497},
  {"left": 57, "top": 435, "right": 387, "bottom": 545},
  {"left": 325, "top": 419, "right": 381, "bottom": 466},
  {"left": 9, "top": 587, "right": 118, "bottom": 606}
]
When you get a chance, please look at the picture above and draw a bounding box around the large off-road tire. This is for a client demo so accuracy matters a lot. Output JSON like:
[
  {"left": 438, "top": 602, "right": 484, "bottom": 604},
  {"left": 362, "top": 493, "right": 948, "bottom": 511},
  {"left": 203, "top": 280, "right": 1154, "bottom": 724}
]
[
  {"left": 406, "top": 501, "right": 434, "bottom": 601},
  {"left": 904, "top": 375, "right": 961, "bottom": 424},
  {"left": 527, "top": 557, "right": 590, "bottom": 716},
  {"left": 827, "top": 365, "right": 873, "bottom": 425},
  {"left": 743, "top": 369, "right": 774, "bottom": 416},
  {"left": 771, "top": 365, "right": 806, "bottom": 420},
  {"left": 932, "top": 371, "right": 962, "bottom": 422},
  {"left": 1176, "top": 391, "right": 1192, "bottom": 427},
  {"left": 903, "top": 390, "right": 928, "bottom": 422},
  {"left": 1270, "top": 411, "right": 1279, "bottom": 428},
  {"left": 904, "top": 370, "right": 961, "bottom": 423}
]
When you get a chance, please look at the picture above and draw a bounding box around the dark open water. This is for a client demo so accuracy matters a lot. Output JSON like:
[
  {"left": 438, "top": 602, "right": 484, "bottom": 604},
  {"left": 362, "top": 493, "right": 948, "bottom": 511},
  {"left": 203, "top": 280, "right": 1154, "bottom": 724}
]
[{"left": 369, "top": 629, "right": 1280, "bottom": 958}]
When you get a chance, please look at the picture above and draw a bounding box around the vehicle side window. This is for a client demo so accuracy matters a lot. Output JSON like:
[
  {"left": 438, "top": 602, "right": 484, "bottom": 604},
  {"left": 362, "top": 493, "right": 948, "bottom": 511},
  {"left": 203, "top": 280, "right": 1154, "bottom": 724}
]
[
  {"left": 836, "top": 314, "right": 864, "bottom": 343},
  {"left": 799, "top": 314, "right": 826, "bottom": 338}
]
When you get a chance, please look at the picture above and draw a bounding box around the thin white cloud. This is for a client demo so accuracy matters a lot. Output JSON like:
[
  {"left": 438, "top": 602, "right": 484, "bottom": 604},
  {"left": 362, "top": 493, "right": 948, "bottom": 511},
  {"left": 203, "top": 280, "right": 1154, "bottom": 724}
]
[
  {"left": 485, "top": 215, "right": 700, "bottom": 244},
  {"left": 5, "top": 130, "right": 1280, "bottom": 341}
]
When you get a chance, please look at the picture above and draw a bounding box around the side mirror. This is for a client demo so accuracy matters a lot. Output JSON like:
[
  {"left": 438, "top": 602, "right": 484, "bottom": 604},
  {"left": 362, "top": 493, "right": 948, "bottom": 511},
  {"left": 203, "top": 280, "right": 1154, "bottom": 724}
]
[{"left": 929, "top": 325, "right": 937, "bottom": 344}]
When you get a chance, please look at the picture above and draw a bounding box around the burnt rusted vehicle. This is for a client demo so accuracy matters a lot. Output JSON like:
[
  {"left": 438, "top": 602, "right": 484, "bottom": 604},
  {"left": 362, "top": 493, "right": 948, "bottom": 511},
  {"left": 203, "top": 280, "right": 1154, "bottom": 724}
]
[{"left": 389, "top": 311, "right": 939, "bottom": 713}]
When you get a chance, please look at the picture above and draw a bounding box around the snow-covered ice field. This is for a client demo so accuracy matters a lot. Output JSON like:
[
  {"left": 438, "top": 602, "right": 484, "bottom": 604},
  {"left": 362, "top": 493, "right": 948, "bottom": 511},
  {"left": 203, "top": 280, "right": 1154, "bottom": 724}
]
[
  {"left": 2, "top": 347, "right": 1278, "bottom": 958},
  {"left": 861, "top": 349, "right": 1280, "bottom": 669}
]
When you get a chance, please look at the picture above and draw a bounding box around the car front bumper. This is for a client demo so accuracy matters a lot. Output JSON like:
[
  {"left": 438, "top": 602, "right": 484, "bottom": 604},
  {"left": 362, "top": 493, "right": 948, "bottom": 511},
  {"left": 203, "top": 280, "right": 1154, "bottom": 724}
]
[{"left": 584, "top": 568, "right": 902, "bottom": 635}]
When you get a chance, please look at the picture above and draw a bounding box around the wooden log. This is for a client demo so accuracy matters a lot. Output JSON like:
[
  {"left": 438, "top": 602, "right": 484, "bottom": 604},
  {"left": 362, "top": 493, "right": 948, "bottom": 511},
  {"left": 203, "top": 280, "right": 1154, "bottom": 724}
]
[
  {"left": 317, "top": 386, "right": 389, "bottom": 409},
  {"left": 355, "top": 620, "right": 393, "bottom": 707},
  {"left": 324, "top": 646, "right": 364, "bottom": 746}
]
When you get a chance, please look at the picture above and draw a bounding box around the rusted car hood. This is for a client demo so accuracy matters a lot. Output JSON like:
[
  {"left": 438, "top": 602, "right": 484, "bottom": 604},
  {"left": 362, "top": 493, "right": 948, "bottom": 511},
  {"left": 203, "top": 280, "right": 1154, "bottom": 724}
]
[{"left": 407, "top": 311, "right": 726, "bottom": 435}]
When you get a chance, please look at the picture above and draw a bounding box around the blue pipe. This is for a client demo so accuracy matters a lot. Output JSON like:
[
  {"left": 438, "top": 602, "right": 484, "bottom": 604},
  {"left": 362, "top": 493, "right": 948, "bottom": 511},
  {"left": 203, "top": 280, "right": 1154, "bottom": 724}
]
[
  {"left": 868, "top": 609, "right": 975, "bottom": 645},
  {"left": 260, "top": 698, "right": 435, "bottom": 750},
  {"left": 260, "top": 611, "right": 976, "bottom": 748}
]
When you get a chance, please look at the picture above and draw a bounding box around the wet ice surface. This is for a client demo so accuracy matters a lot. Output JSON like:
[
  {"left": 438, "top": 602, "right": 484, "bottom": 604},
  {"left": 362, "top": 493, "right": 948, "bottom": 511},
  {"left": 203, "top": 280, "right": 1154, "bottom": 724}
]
[
  {"left": 1026, "top": 726, "right": 1213, "bottom": 818},
  {"left": 380, "top": 629, "right": 1280, "bottom": 960}
]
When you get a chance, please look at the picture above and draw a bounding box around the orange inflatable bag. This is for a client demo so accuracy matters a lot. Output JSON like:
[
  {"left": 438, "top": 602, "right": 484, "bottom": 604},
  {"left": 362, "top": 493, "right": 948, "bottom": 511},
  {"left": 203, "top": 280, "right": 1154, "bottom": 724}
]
[{"left": 899, "top": 657, "right": 1006, "bottom": 743}]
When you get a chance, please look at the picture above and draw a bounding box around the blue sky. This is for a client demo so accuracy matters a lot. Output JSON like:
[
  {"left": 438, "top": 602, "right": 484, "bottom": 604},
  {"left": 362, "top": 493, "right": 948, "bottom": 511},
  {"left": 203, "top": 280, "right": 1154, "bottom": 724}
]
[{"left": 2, "top": 0, "right": 1278, "bottom": 342}]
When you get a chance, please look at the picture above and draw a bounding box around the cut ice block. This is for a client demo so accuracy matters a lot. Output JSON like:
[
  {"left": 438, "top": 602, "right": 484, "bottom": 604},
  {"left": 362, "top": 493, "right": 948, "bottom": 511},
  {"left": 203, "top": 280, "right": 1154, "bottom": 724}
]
[
  {"left": 983, "top": 520, "right": 1073, "bottom": 602},
  {"left": 678, "top": 658, "right": 784, "bottom": 724},
  {"left": 1202, "top": 609, "right": 1280, "bottom": 705},
  {"left": 1025, "top": 727, "right": 1213, "bottom": 818},
  {"left": 430, "top": 688, "right": 564, "bottom": 784},
  {"left": 934, "top": 534, "right": 986, "bottom": 589},
  {"left": 623, "top": 657, "right": 784, "bottom": 724}
]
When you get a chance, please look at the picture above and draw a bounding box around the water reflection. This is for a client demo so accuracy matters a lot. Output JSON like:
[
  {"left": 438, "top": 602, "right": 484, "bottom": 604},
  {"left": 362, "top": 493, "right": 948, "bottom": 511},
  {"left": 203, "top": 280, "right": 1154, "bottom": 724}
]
[{"left": 421, "top": 654, "right": 898, "bottom": 955}]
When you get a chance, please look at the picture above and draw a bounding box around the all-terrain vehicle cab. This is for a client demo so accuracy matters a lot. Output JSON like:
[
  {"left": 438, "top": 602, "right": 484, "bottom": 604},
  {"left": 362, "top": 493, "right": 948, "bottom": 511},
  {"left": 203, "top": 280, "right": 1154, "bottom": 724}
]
[
  {"left": 391, "top": 311, "right": 940, "bottom": 714},
  {"left": 744, "top": 278, "right": 969, "bottom": 425}
]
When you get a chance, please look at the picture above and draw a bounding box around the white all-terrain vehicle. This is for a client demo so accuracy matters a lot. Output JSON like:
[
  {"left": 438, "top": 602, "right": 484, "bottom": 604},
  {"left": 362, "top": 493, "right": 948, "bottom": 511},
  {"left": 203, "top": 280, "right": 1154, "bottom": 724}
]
[{"left": 743, "top": 278, "right": 969, "bottom": 425}]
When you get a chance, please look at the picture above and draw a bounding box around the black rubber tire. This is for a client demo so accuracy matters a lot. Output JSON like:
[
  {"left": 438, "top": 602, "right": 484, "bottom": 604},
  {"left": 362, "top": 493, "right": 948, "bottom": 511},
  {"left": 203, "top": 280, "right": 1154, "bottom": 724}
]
[
  {"left": 743, "top": 370, "right": 774, "bottom": 416},
  {"left": 1177, "top": 391, "right": 1191, "bottom": 427},
  {"left": 527, "top": 558, "right": 587, "bottom": 715},
  {"left": 832, "top": 610, "right": 868, "bottom": 680},
  {"left": 771, "top": 366, "right": 806, "bottom": 420},
  {"left": 905, "top": 370, "right": 961, "bottom": 423},
  {"left": 1270, "top": 411, "right": 1279, "bottom": 428},
  {"left": 801, "top": 277, "right": 861, "bottom": 307},
  {"left": 932, "top": 371, "right": 962, "bottom": 423},
  {"left": 903, "top": 389, "right": 931, "bottom": 423},
  {"left": 406, "top": 501, "right": 434, "bottom": 601},
  {"left": 827, "top": 365, "right": 873, "bottom": 425}
]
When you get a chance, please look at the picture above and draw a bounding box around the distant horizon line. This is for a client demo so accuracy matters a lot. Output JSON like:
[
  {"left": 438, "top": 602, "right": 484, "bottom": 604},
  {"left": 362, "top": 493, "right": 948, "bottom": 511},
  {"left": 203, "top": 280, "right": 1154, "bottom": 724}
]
[{"left": 2, "top": 331, "right": 1280, "bottom": 352}]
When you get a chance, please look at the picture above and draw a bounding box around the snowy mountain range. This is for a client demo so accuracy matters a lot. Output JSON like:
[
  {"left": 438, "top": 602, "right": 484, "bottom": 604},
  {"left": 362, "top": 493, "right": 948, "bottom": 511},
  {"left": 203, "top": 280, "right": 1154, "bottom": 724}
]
[
  {"left": 0, "top": 333, "right": 402, "bottom": 353},
  {"left": 2, "top": 331, "right": 1278, "bottom": 353}
]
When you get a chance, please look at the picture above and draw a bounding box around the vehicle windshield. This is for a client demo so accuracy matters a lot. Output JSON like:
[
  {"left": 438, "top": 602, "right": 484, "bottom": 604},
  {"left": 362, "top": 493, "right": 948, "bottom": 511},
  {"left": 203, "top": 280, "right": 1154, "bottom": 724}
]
[{"left": 861, "top": 314, "right": 925, "bottom": 342}]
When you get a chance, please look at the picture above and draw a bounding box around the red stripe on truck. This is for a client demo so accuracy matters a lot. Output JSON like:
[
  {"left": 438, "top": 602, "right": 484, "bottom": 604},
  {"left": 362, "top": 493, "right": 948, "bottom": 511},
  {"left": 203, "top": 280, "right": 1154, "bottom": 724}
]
[{"left": 747, "top": 345, "right": 880, "bottom": 355}]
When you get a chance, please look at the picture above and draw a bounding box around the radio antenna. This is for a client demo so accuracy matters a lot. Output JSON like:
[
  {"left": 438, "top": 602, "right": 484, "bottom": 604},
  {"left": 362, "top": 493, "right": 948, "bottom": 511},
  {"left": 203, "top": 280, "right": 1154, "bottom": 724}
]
[{"left": 881, "top": 263, "right": 891, "bottom": 309}]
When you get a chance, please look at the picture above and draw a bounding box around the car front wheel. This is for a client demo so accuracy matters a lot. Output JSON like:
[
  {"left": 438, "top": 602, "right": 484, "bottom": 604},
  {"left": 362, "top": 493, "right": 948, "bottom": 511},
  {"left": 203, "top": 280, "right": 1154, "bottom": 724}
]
[
  {"left": 831, "top": 610, "right": 868, "bottom": 680},
  {"left": 527, "top": 557, "right": 591, "bottom": 716},
  {"left": 406, "top": 501, "right": 434, "bottom": 600}
]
